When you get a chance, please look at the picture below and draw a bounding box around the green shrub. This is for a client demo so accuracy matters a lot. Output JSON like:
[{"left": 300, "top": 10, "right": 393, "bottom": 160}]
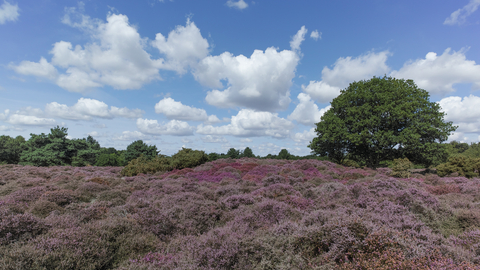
[
  {"left": 342, "top": 159, "right": 360, "bottom": 168},
  {"left": 121, "top": 148, "right": 208, "bottom": 176},
  {"left": 120, "top": 155, "right": 172, "bottom": 177},
  {"left": 95, "top": 153, "right": 123, "bottom": 166},
  {"left": 436, "top": 156, "right": 480, "bottom": 178},
  {"left": 171, "top": 148, "right": 209, "bottom": 170},
  {"left": 389, "top": 158, "right": 413, "bottom": 178}
]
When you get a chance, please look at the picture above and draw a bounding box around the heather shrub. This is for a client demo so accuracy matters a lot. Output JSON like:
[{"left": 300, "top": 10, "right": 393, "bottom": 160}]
[
  {"left": 252, "top": 183, "right": 302, "bottom": 199},
  {"left": 0, "top": 208, "right": 48, "bottom": 245},
  {"left": 29, "top": 200, "right": 63, "bottom": 218},
  {"left": 437, "top": 156, "right": 480, "bottom": 178},
  {"left": 97, "top": 190, "right": 129, "bottom": 206},
  {"left": 214, "top": 184, "right": 240, "bottom": 200},
  {"left": 40, "top": 189, "right": 78, "bottom": 206},
  {"left": 389, "top": 157, "right": 414, "bottom": 178},
  {"left": 261, "top": 174, "right": 288, "bottom": 186},
  {"left": 221, "top": 194, "right": 255, "bottom": 209}
]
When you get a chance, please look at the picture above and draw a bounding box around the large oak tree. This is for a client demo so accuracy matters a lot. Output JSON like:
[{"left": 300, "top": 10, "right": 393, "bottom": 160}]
[{"left": 308, "top": 76, "right": 457, "bottom": 168}]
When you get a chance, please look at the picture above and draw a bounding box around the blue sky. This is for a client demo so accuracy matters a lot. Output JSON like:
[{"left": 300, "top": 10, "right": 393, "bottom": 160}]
[{"left": 1, "top": 0, "right": 480, "bottom": 156}]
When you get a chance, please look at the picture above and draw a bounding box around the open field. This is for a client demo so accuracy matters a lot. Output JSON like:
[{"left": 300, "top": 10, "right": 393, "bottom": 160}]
[{"left": 1, "top": 159, "right": 480, "bottom": 269}]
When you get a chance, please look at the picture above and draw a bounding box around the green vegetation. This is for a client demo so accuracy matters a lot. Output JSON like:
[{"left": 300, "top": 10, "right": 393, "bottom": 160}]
[
  {"left": 309, "top": 76, "right": 457, "bottom": 168},
  {"left": 436, "top": 156, "right": 480, "bottom": 178},
  {"left": 120, "top": 148, "right": 208, "bottom": 176}
]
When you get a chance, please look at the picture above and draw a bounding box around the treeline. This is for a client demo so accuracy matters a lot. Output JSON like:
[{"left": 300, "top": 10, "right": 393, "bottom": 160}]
[{"left": 0, "top": 126, "right": 323, "bottom": 167}]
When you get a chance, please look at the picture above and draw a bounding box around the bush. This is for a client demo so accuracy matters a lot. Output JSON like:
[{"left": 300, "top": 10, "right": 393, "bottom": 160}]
[
  {"left": 390, "top": 158, "right": 414, "bottom": 178},
  {"left": 437, "top": 156, "right": 480, "bottom": 178},
  {"left": 121, "top": 148, "right": 208, "bottom": 176}
]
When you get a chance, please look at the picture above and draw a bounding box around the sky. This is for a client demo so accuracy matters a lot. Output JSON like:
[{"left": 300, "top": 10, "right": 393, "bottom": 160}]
[{"left": 0, "top": 0, "right": 480, "bottom": 156}]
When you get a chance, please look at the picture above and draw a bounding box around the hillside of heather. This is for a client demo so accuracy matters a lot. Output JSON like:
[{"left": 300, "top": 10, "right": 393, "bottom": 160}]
[{"left": 1, "top": 158, "right": 480, "bottom": 269}]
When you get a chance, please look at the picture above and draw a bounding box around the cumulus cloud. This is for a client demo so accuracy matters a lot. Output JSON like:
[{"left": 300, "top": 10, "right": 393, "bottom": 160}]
[
  {"left": 195, "top": 47, "right": 299, "bottom": 112},
  {"left": 322, "top": 51, "right": 391, "bottom": 88},
  {"left": 438, "top": 95, "right": 480, "bottom": 133},
  {"left": 154, "top": 97, "right": 219, "bottom": 123},
  {"left": 390, "top": 48, "right": 480, "bottom": 94},
  {"left": 11, "top": 57, "right": 58, "bottom": 80},
  {"left": 45, "top": 98, "right": 143, "bottom": 120},
  {"left": 288, "top": 93, "right": 330, "bottom": 125},
  {"left": 444, "top": 0, "right": 480, "bottom": 25},
  {"left": 6, "top": 114, "right": 56, "bottom": 126},
  {"left": 290, "top": 26, "right": 307, "bottom": 52},
  {"left": 151, "top": 19, "right": 209, "bottom": 74},
  {"left": 197, "top": 109, "right": 294, "bottom": 138},
  {"left": 11, "top": 6, "right": 210, "bottom": 93},
  {"left": 292, "top": 127, "right": 316, "bottom": 143},
  {"left": 310, "top": 30, "right": 321, "bottom": 41},
  {"left": 0, "top": 1, "right": 19, "bottom": 24},
  {"left": 226, "top": 0, "right": 248, "bottom": 10},
  {"left": 303, "top": 51, "right": 390, "bottom": 103},
  {"left": 137, "top": 118, "right": 195, "bottom": 136},
  {"left": 0, "top": 109, "right": 9, "bottom": 120},
  {"left": 302, "top": 81, "right": 341, "bottom": 104},
  {"left": 201, "top": 135, "right": 228, "bottom": 143},
  {"left": 113, "top": 131, "right": 151, "bottom": 141}
]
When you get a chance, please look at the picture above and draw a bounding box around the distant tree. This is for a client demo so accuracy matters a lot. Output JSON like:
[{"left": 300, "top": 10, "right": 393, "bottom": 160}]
[
  {"left": 462, "top": 143, "right": 480, "bottom": 159},
  {"left": 242, "top": 147, "right": 255, "bottom": 158},
  {"left": 309, "top": 76, "right": 457, "bottom": 168},
  {"left": 124, "top": 140, "right": 158, "bottom": 163},
  {"left": 0, "top": 135, "right": 26, "bottom": 164},
  {"left": 278, "top": 149, "right": 291, "bottom": 160},
  {"left": 208, "top": 152, "right": 221, "bottom": 161},
  {"left": 20, "top": 126, "right": 76, "bottom": 166},
  {"left": 95, "top": 153, "right": 122, "bottom": 166},
  {"left": 226, "top": 148, "right": 240, "bottom": 159}
]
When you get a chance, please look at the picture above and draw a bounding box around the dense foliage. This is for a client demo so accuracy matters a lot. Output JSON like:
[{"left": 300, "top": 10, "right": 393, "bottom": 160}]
[
  {"left": 121, "top": 148, "right": 209, "bottom": 176},
  {"left": 1, "top": 159, "right": 480, "bottom": 269},
  {"left": 309, "top": 76, "right": 457, "bottom": 168}
]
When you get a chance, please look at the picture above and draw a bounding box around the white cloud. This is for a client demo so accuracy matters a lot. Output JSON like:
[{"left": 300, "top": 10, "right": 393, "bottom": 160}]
[
  {"left": 201, "top": 135, "right": 228, "bottom": 143},
  {"left": 439, "top": 95, "right": 480, "bottom": 123},
  {"left": 195, "top": 47, "right": 299, "bottom": 112},
  {"left": 303, "top": 51, "right": 390, "bottom": 104},
  {"left": 390, "top": 48, "right": 480, "bottom": 94},
  {"left": 155, "top": 97, "right": 213, "bottom": 121},
  {"left": 0, "top": 109, "right": 9, "bottom": 120},
  {"left": 240, "top": 138, "right": 252, "bottom": 143},
  {"left": 322, "top": 50, "right": 390, "bottom": 88},
  {"left": 226, "top": 0, "right": 248, "bottom": 10},
  {"left": 11, "top": 57, "right": 58, "bottom": 80},
  {"left": 197, "top": 109, "right": 294, "bottom": 138},
  {"left": 0, "top": 125, "right": 10, "bottom": 131},
  {"left": 113, "top": 130, "right": 150, "bottom": 141},
  {"left": 310, "top": 30, "right": 321, "bottom": 41},
  {"left": 6, "top": 114, "right": 56, "bottom": 126},
  {"left": 290, "top": 26, "right": 307, "bottom": 52},
  {"left": 438, "top": 95, "right": 480, "bottom": 133},
  {"left": 302, "top": 81, "right": 341, "bottom": 104},
  {"left": 448, "top": 132, "right": 468, "bottom": 142},
  {"left": 137, "top": 118, "right": 195, "bottom": 136},
  {"left": 45, "top": 98, "right": 143, "bottom": 120},
  {"left": 110, "top": 106, "right": 143, "bottom": 118},
  {"left": 151, "top": 19, "right": 209, "bottom": 74},
  {"left": 444, "top": 0, "right": 480, "bottom": 25},
  {"left": 0, "top": 1, "right": 19, "bottom": 24},
  {"left": 292, "top": 127, "right": 316, "bottom": 143},
  {"left": 288, "top": 93, "right": 330, "bottom": 125}
]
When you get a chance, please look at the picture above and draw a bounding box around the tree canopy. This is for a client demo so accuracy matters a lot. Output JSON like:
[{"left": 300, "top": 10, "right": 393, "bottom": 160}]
[{"left": 308, "top": 76, "right": 457, "bottom": 168}]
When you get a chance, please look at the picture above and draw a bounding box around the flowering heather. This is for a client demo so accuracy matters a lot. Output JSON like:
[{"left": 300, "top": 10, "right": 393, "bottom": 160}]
[{"left": 1, "top": 159, "right": 480, "bottom": 269}]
